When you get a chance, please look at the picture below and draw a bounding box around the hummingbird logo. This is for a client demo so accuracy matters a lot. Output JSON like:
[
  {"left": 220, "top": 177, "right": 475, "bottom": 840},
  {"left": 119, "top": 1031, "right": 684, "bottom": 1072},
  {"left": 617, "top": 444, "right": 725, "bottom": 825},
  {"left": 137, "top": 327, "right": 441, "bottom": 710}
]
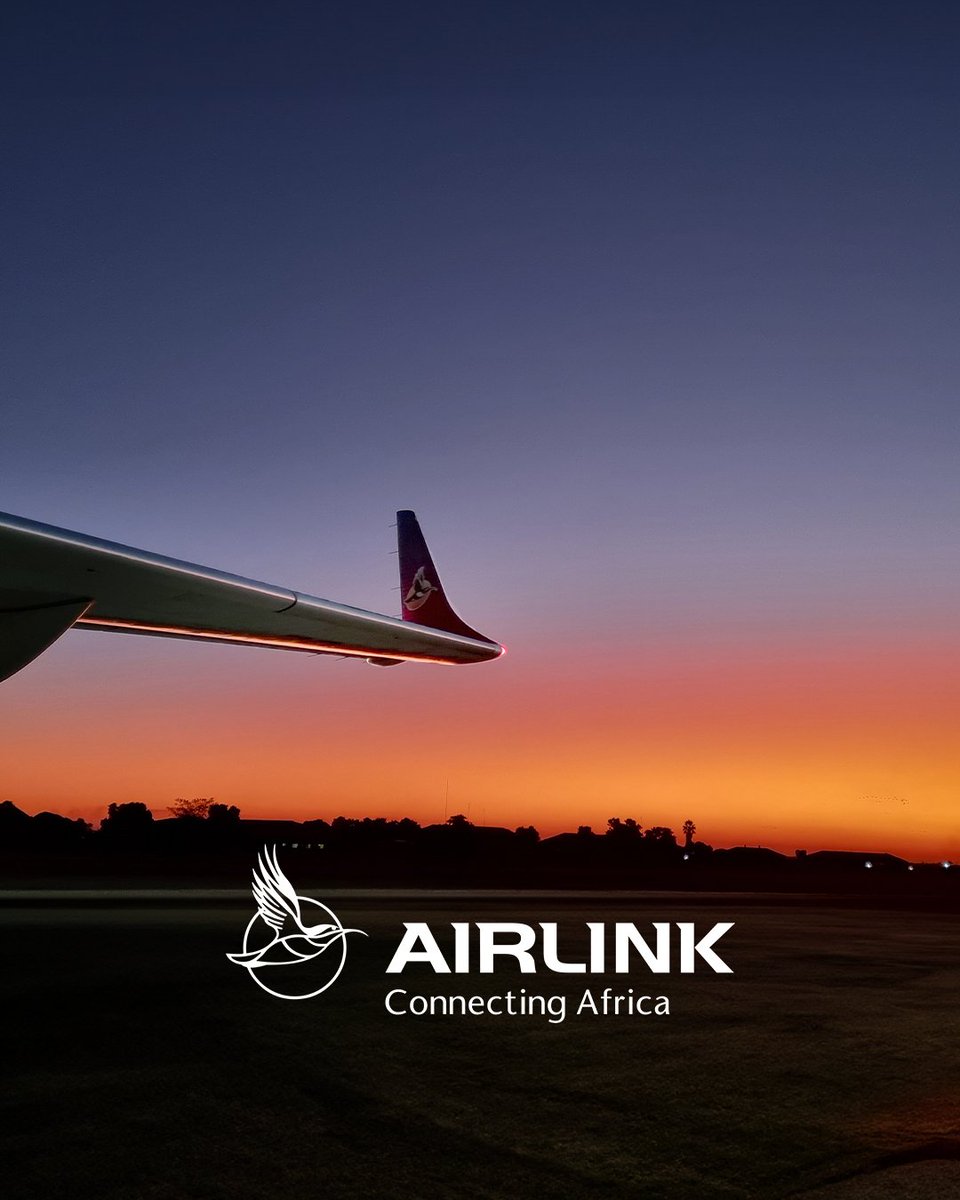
[
  {"left": 403, "top": 565, "right": 437, "bottom": 612},
  {"left": 227, "top": 846, "right": 366, "bottom": 1000}
]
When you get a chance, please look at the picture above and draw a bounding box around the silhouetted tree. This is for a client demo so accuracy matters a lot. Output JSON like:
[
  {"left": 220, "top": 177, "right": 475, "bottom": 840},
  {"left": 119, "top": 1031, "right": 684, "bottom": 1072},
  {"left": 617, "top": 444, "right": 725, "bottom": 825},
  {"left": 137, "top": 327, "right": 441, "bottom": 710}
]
[
  {"left": 606, "top": 817, "right": 642, "bottom": 839},
  {"left": 101, "top": 802, "right": 152, "bottom": 831},
  {"left": 201, "top": 803, "right": 242, "bottom": 848},
  {"left": 207, "top": 803, "right": 240, "bottom": 825},
  {"left": 446, "top": 813, "right": 472, "bottom": 829},
  {"left": 641, "top": 826, "right": 679, "bottom": 862},
  {"left": 644, "top": 826, "right": 677, "bottom": 846},
  {"left": 682, "top": 819, "right": 696, "bottom": 848},
  {"left": 514, "top": 825, "right": 540, "bottom": 845},
  {"left": 169, "top": 797, "right": 214, "bottom": 819},
  {"left": 100, "top": 802, "right": 154, "bottom": 848}
]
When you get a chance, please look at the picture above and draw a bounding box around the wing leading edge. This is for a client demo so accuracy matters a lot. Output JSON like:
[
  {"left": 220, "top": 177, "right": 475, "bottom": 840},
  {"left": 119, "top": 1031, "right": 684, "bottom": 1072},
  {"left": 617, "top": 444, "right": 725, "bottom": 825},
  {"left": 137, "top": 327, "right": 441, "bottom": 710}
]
[{"left": 0, "top": 509, "right": 503, "bottom": 683}]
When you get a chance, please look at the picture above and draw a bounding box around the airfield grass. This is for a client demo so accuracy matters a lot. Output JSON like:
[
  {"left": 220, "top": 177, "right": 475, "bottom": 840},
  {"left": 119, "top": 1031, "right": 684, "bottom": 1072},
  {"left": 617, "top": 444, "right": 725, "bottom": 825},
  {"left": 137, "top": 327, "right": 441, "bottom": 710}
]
[{"left": 2, "top": 895, "right": 958, "bottom": 1200}]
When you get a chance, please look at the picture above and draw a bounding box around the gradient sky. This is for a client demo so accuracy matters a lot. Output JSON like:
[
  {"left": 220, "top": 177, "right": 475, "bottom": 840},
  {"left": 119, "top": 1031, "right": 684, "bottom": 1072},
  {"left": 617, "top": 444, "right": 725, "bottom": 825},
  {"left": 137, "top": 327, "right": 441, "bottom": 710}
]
[{"left": 2, "top": 2, "right": 958, "bottom": 858}]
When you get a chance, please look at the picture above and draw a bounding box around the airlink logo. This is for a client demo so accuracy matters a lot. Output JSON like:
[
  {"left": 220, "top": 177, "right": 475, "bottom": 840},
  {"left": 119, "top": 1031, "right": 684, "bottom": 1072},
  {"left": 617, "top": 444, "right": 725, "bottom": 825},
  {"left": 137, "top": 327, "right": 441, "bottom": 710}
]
[
  {"left": 384, "top": 921, "right": 734, "bottom": 974},
  {"left": 227, "top": 847, "right": 366, "bottom": 1000},
  {"left": 382, "top": 921, "right": 733, "bottom": 1022},
  {"left": 229, "top": 849, "right": 734, "bottom": 1020}
]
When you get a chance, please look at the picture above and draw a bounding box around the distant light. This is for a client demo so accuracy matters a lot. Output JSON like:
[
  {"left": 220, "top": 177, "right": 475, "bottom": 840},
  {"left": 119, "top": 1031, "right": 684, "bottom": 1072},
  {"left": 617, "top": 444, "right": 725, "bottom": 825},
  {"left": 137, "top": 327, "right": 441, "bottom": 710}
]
[
  {"left": 864, "top": 860, "right": 873, "bottom": 869},
  {"left": 908, "top": 865, "right": 914, "bottom": 872},
  {"left": 682, "top": 853, "right": 690, "bottom": 861},
  {"left": 943, "top": 861, "right": 952, "bottom": 870}
]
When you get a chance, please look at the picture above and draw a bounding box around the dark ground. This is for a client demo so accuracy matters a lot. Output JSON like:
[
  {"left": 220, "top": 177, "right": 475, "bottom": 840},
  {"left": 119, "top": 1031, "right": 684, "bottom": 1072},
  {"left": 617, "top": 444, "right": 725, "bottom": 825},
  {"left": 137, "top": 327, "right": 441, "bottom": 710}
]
[{"left": 2, "top": 891, "right": 958, "bottom": 1200}]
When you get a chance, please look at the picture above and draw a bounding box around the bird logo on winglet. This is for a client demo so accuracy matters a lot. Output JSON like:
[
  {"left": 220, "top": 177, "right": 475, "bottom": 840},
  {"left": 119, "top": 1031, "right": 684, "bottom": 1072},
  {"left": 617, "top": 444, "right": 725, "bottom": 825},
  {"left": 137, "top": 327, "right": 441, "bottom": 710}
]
[
  {"left": 403, "top": 565, "right": 437, "bottom": 611},
  {"left": 227, "top": 846, "right": 365, "bottom": 1000}
]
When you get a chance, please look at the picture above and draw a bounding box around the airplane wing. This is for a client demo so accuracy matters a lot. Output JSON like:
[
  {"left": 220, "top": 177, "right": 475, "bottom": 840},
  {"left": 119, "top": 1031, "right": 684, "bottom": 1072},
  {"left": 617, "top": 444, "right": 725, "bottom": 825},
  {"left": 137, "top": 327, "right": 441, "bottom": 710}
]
[{"left": 0, "top": 508, "right": 503, "bottom": 683}]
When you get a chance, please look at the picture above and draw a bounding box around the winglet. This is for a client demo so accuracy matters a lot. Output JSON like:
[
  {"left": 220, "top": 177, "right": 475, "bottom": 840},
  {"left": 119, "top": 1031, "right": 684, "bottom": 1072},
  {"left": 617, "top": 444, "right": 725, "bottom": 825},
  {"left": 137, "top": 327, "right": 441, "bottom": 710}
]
[{"left": 397, "top": 511, "right": 500, "bottom": 648}]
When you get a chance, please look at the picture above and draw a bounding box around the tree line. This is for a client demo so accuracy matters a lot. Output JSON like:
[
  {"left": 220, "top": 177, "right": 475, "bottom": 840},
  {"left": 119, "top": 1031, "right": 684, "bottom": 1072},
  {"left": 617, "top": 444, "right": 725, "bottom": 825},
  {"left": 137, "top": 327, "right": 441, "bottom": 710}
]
[{"left": 0, "top": 798, "right": 708, "bottom": 861}]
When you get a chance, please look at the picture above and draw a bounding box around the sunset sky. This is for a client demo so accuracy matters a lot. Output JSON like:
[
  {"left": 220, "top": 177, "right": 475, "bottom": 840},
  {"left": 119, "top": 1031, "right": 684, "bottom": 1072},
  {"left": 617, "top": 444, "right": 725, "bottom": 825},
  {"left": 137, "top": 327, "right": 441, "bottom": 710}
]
[{"left": 2, "top": 2, "right": 958, "bottom": 859}]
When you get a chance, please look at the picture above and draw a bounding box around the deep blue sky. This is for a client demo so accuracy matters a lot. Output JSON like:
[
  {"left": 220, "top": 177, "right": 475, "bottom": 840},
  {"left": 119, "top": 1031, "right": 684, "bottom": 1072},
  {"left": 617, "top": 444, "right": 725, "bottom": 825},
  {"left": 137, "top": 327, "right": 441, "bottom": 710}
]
[{"left": 2, "top": 3, "right": 958, "bottom": 850}]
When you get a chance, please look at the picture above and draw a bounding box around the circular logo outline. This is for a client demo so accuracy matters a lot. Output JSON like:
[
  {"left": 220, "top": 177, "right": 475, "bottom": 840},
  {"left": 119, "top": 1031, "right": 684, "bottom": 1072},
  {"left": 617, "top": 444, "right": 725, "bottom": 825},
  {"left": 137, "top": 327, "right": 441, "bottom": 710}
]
[{"left": 238, "top": 895, "right": 349, "bottom": 1001}]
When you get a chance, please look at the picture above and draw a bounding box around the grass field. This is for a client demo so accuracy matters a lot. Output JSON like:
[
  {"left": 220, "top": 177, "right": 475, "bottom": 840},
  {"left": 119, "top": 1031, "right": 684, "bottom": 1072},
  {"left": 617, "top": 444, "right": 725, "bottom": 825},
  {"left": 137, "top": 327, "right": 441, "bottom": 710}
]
[{"left": 2, "top": 892, "right": 958, "bottom": 1199}]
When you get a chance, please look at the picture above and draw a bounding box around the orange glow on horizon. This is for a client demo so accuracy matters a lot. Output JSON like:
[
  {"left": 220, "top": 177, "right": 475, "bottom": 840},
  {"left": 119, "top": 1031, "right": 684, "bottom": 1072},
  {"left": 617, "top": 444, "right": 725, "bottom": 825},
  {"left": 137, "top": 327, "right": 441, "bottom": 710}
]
[{"left": 2, "top": 627, "right": 958, "bottom": 863}]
